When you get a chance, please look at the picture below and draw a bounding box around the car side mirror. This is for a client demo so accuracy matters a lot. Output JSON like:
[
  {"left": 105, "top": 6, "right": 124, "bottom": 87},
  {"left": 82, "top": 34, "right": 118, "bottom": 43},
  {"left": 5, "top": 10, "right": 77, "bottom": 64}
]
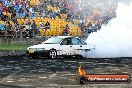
[
  {"left": 60, "top": 43, "right": 63, "bottom": 45},
  {"left": 60, "top": 40, "right": 66, "bottom": 45},
  {"left": 60, "top": 42, "right": 64, "bottom": 45}
]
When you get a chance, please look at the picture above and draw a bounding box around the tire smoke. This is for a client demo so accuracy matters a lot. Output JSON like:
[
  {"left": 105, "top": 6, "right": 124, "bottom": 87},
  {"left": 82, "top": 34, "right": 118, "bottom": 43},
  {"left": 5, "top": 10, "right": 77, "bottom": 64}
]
[{"left": 84, "top": 2, "right": 132, "bottom": 58}]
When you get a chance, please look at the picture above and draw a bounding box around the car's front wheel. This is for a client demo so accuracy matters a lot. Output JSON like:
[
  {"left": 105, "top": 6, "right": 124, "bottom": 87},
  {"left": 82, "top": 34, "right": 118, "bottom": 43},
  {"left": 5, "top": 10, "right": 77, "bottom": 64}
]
[{"left": 49, "top": 49, "right": 57, "bottom": 59}]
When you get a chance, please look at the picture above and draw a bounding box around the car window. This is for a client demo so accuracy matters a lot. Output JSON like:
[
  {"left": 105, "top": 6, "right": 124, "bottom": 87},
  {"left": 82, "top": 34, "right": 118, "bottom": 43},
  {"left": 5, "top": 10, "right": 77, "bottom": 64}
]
[
  {"left": 71, "top": 37, "right": 87, "bottom": 45},
  {"left": 80, "top": 39, "right": 87, "bottom": 45},
  {"left": 61, "top": 38, "right": 72, "bottom": 45},
  {"left": 44, "top": 37, "right": 63, "bottom": 44},
  {"left": 71, "top": 38, "right": 80, "bottom": 45}
]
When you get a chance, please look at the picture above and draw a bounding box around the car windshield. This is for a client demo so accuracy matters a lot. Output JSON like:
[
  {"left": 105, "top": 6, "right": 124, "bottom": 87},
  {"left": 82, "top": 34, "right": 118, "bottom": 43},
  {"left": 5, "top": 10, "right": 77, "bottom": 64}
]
[{"left": 44, "top": 37, "right": 63, "bottom": 44}]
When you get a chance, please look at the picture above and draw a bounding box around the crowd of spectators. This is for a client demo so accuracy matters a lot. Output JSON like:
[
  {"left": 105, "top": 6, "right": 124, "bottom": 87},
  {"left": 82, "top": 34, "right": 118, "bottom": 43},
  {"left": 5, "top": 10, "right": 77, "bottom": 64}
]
[{"left": 0, "top": 0, "right": 117, "bottom": 38}]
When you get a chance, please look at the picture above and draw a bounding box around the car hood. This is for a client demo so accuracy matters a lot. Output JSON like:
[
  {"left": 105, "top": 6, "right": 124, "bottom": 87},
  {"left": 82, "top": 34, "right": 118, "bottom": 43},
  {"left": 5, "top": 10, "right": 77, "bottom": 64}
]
[{"left": 27, "top": 44, "right": 59, "bottom": 50}]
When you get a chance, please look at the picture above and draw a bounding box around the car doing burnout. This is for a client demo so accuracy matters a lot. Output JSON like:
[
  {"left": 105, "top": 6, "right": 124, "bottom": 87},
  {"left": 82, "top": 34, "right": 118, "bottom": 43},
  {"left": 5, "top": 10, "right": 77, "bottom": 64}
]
[{"left": 26, "top": 36, "right": 94, "bottom": 59}]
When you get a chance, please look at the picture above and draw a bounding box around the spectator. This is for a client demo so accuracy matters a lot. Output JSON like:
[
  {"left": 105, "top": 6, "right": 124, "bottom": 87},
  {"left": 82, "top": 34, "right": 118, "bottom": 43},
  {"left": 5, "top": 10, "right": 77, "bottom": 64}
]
[
  {"left": 31, "top": 20, "right": 38, "bottom": 35},
  {"left": 40, "top": 20, "right": 45, "bottom": 29},
  {"left": 29, "top": 7, "right": 35, "bottom": 17},
  {"left": 0, "top": 24, "right": 5, "bottom": 31},
  {"left": 95, "top": 21, "right": 101, "bottom": 30},
  {"left": 62, "top": 24, "right": 69, "bottom": 36},
  {"left": 45, "top": 21, "right": 50, "bottom": 30},
  {"left": 50, "top": 12, "right": 56, "bottom": 19},
  {"left": 0, "top": 0, "right": 117, "bottom": 38}
]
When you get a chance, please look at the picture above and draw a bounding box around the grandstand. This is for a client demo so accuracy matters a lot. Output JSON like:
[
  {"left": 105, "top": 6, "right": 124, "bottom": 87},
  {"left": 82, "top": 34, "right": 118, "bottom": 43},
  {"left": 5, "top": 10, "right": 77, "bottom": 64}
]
[{"left": 0, "top": 0, "right": 117, "bottom": 38}]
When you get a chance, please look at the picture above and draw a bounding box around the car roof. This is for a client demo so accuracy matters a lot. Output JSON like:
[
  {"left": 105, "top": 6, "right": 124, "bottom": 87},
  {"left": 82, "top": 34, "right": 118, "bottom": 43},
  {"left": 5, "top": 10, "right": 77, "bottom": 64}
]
[{"left": 55, "top": 36, "right": 73, "bottom": 39}]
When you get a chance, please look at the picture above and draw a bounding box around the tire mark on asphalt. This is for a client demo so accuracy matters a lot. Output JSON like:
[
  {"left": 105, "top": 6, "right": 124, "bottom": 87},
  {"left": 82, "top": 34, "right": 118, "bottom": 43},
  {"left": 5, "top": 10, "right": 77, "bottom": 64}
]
[{"left": 0, "top": 55, "right": 132, "bottom": 87}]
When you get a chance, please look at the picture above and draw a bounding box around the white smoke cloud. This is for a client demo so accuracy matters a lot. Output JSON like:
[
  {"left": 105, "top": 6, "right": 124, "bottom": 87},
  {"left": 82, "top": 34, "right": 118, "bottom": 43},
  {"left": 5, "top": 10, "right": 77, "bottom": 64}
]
[{"left": 84, "top": 2, "right": 132, "bottom": 58}]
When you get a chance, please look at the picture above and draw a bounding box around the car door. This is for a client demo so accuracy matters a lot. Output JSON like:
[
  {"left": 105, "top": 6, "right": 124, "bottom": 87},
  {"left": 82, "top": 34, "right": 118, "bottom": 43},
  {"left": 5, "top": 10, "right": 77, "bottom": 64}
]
[
  {"left": 58, "top": 37, "right": 73, "bottom": 56},
  {"left": 71, "top": 37, "right": 81, "bottom": 55},
  {"left": 71, "top": 37, "right": 87, "bottom": 55},
  {"left": 79, "top": 38, "right": 88, "bottom": 49}
]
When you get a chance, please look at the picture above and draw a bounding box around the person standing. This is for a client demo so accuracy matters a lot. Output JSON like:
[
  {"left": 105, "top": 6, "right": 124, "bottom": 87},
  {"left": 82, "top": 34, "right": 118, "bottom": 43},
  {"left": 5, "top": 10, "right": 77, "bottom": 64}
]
[
  {"left": 62, "top": 24, "right": 69, "bottom": 36},
  {"left": 45, "top": 21, "right": 50, "bottom": 30},
  {"left": 31, "top": 20, "right": 37, "bottom": 37},
  {"left": 44, "top": 21, "right": 50, "bottom": 39}
]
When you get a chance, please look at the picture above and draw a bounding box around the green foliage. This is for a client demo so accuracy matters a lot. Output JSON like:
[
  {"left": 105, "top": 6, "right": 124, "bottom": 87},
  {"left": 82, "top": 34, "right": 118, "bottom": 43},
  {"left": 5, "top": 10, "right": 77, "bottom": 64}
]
[{"left": 0, "top": 44, "right": 30, "bottom": 50}]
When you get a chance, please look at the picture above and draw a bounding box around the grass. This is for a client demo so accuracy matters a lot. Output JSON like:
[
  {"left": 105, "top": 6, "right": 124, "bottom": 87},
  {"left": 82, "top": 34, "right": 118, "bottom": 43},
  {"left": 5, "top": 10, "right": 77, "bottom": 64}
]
[{"left": 0, "top": 43, "right": 31, "bottom": 50}]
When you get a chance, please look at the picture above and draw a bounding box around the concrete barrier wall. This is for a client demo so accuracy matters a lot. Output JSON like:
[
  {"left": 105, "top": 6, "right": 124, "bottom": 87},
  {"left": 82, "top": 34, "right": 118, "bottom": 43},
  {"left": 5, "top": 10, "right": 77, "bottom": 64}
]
[{"left": 0, "top": 38, "right": 45, "bottom": 44}]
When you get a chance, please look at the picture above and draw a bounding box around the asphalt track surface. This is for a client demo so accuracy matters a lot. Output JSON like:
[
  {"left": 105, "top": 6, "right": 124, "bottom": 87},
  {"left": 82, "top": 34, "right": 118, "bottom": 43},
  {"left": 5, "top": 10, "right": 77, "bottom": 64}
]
[{"left": 0, "top": 55, "right": 132, "bottom": 88}]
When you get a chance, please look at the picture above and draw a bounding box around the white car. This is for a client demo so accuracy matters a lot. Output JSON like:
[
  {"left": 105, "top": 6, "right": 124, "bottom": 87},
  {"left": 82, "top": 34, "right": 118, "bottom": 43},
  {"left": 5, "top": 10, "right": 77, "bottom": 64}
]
[{"left": 26, "top": 36, "right": 94, "bottom": 59}]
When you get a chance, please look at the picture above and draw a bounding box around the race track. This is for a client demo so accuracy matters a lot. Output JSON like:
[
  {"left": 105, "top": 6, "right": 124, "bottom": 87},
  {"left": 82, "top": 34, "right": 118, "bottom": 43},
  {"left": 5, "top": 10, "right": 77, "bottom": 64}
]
[{"left": 0, "top": 55, "right": 132, "bottom": 88}]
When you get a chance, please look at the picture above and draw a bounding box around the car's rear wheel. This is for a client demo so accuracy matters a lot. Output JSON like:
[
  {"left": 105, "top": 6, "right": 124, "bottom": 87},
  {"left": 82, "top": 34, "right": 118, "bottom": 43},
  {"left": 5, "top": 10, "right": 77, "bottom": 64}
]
[
  {"left": 73, "top": 55, "right": 84, "bottom": 59},
  {"left": 49, "top": 49, "right": 57, "bottom": 59}
]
